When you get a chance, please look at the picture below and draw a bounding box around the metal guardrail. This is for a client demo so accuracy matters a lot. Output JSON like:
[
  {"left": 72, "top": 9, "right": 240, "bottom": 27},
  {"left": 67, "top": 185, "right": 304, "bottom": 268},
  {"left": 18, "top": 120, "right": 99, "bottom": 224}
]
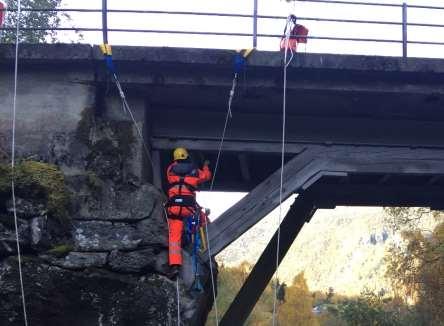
[{"left": 1, "top": 0, "right": 444, "bottom": 57}]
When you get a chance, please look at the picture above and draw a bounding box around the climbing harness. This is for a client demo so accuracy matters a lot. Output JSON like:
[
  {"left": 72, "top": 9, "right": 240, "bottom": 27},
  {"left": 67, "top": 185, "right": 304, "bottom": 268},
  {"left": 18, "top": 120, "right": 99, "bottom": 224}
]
[
  {"left": 10, "top": 1, "right": 29, "bottom": 325},
  {"left": 271, "top": 15, "right": 298, "bottom": 326},
  {"left": 185, "top": 207, "right": 208, "bottom": 292}
]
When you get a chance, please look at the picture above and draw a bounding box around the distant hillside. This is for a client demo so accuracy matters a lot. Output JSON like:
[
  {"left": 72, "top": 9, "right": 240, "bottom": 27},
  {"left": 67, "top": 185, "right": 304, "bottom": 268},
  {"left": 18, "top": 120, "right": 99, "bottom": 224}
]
[{"left": 216, "top": 204, "right": 438, "bottom": 296}]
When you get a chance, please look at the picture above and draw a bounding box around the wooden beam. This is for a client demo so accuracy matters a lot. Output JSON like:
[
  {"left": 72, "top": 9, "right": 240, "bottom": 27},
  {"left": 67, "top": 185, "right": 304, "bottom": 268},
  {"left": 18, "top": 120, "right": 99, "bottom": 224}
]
[
  {"left": 151, "top": 137, "right": 306, "bottom": 154},
  {"left": 203, "top": 145, "right": 444, "bottom": 260},
  {"left": 202, "top": 147, "right": 322, "bottom": 261},
  {"left": 306, "top": 183, "right": 444, "bottom": 208},
  {"left": 220, "top": 196, "right": 316, "bottom": 325}
]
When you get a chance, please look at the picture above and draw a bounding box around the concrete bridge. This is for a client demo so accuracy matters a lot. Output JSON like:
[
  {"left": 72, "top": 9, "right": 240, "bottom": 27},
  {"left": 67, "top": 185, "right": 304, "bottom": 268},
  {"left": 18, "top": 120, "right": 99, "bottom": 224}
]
[{"left": 1, "top": 44, "right": 444, "bottom": 324}]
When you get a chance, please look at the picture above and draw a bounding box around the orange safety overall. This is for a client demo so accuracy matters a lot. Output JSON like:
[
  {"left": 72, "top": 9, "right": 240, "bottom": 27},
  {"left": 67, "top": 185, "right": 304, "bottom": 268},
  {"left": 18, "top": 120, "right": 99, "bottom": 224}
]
[{"left": 166, "top": 160, "right": 211, "bottom": 266}]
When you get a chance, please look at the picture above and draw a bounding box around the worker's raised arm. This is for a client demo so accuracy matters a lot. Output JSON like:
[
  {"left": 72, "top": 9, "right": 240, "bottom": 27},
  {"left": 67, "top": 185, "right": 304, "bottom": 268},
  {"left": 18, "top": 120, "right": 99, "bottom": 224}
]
[{"left": 198, "top": 160, "right": 212, "bottom": 184}]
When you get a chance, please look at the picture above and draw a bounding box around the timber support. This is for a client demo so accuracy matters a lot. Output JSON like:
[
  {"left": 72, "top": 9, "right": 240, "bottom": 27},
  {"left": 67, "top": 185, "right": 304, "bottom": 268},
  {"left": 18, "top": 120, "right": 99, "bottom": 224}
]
[{"left": 220, "top": 195, "right": 317, "bottom": 325}]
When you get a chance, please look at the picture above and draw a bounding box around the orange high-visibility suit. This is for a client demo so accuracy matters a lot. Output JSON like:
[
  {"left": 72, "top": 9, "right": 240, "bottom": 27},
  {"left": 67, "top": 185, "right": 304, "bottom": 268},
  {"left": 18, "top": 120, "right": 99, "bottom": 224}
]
[{"left": 166, "top": 160, "right": 211, "bottom": 266}]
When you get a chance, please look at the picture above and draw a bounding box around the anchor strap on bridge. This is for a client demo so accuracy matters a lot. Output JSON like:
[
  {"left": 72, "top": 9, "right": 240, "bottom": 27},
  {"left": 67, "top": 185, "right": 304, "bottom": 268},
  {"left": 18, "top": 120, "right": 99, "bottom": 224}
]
[{"left": 220, "top": 195, "right": 317, "bottom": 325}]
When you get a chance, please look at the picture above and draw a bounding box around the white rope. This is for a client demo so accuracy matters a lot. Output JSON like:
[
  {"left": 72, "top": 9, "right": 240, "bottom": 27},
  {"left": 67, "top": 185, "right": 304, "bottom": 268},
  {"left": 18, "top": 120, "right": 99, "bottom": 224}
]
[
  {"left": 204, "top": 72, "right": 238, "bottom": 326},
  {"left": 112, "top": 74, "right": 155, "bottom": 173},
  {"left": 11, "top": 1, "right": 29, "bottom": 325},
  {"left": 210, "top": 73, "right": 237, "bottom": 191},
  {"left": 163, "top": 207, "right": 181, "bottom": 326},
  {"left": 272, "top": 16, "right": 294, "bottom": 326}
]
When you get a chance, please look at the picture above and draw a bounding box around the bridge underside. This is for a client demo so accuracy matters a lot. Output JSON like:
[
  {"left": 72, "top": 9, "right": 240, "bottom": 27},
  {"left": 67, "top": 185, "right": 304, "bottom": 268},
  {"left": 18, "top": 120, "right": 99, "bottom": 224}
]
[
  {"left": 211, "top": 144, "right": 444, "bottom": 324},
  {"left": 3, "top": 45, "right": 444, "bottom": 324}
]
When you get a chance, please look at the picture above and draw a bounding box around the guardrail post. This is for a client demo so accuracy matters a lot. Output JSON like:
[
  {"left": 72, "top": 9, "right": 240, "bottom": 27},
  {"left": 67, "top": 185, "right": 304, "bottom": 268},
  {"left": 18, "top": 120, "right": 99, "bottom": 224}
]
[
  {"left": 253, "top": 0, "right": 258, "bottom": 48},
  {"left": 402, "top": 2, "right": 407, "bottom": 58},
  {"left": 102, "top": 0, "right": 108, "bottom": 44}
]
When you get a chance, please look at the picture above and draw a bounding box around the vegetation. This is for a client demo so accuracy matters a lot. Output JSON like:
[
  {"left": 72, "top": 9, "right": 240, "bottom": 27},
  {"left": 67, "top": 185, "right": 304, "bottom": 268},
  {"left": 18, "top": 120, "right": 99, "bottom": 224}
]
[
  {"left": 385, "top": 215, "right": 444, "bottom": 325},
  {"left": 206, "top": 264, "right": 318, "bottom": 326},
  {"left": 46, "top": 244, "right": 74, "bottom": 257},
  {"left": 0, "top": 161, "right": 69, "bottom": 221},
  {"left": 209, "top": 208, "right": 444, "bottom": 325},
  {"left": 1, "top": 0, "right": 82, "bottom": 43}
]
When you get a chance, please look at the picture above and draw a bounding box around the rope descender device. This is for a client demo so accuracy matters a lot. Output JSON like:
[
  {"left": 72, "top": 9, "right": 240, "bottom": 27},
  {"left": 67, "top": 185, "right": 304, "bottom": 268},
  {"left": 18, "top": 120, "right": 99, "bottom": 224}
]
[{"left": 229, "top": 48, "right": 254, "bottom": 117}]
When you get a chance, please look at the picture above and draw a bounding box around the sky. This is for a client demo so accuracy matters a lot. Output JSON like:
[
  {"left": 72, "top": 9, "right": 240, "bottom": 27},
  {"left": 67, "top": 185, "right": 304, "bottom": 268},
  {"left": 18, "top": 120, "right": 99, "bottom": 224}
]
[{"left": 59, "top": 0, "right": 444, "bottom": 58}]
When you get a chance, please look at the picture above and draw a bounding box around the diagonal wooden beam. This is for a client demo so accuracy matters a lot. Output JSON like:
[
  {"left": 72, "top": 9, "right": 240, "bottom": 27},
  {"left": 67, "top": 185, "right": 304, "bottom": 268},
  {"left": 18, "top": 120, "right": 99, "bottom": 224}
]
[
  {"left": 220, "top": 196, "right": 317, "bottom": 325},
  {"left": 202, "top": 147, "right": 322, "bottom": 261}
]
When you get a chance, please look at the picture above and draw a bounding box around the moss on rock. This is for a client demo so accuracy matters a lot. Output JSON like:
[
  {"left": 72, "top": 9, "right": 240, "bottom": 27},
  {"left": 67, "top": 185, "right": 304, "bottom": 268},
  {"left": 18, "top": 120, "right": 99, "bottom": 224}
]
[
  {"left": 46, "top": 244, "right": 74, "bottom": 257},
  {"left": 0, "top": 161, "right": 70, "bottom": 222}
]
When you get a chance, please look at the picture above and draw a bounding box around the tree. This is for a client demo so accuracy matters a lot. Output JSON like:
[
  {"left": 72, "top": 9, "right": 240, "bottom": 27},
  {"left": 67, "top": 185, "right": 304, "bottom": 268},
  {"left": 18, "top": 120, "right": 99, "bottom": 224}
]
[
  {"left": 1, "top": 0, "right": 80, "bottom": 43},
  {"left": 278, "top": 272, "right": 319, "bottom": 326},
  {"left": 386, "top": 222, "right": 444, "bottom": 325}
]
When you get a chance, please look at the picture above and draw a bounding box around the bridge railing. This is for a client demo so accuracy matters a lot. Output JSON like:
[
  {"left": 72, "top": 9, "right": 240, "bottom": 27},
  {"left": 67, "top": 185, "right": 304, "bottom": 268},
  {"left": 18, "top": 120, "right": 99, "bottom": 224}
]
[{"left": 1, "top": 0, "right": 444, "bottom": 58}]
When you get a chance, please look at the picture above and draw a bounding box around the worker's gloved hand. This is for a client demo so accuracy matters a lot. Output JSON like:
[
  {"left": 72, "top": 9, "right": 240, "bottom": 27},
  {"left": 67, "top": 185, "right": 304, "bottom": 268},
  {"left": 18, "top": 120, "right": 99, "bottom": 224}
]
[{"left": 204, "top": 160, "right": 210, "bottom": 166}]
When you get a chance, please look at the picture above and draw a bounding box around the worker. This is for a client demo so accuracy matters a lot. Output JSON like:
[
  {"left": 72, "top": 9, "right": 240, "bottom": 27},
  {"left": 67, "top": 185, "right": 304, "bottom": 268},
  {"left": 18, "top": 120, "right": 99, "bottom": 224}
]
[
  {"left": 166, "top": 147, "right": 212, "bottom": 278},
  {"left": 277, "top": 282, "right": 287, "bottom": 304}
]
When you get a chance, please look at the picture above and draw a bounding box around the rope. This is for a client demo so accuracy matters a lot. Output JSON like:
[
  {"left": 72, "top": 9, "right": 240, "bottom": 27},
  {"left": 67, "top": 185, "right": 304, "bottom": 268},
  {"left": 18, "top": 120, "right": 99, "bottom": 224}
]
[
  {"left": 112, "top": 74, "right": 154, "bottom": 173},
  {"left": 204, "top": 70, "right": 239, "bottom": 326},
  {"left": 272, "top": 15, "right": 295, "bottom": 326},
  {"left": 11, "top": 1, "right": 29, "bottom": 325},
  {"left": 209, "top": 73, "right": 237, "bottom": 190},
  {"left": 163, "top": 207, "right": 181, "bottom": 326}
]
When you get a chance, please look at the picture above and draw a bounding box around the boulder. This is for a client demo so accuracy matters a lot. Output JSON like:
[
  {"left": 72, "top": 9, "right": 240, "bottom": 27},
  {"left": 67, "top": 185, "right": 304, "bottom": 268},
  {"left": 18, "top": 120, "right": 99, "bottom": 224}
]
[{"left": 72, "top": 221, "right": 142, "bottom": 251}]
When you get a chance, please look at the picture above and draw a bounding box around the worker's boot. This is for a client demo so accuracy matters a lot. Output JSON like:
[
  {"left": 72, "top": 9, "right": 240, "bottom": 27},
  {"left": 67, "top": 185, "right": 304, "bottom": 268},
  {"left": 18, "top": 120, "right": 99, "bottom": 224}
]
[{"left": 167, "top": 264, "right": 181, "bottom": 280}]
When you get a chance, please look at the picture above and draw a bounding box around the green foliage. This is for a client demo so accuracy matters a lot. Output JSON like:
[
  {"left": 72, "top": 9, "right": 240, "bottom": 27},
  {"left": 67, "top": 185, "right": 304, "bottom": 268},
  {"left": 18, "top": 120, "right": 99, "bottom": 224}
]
[
  {"left": 337, "top": 290, "right": 403, "bottom": 326},
  {"left": 207, "top": 265, "right": 319, "bottom": 326},
  {"left": 278, "top": 272, "right": 319, "bottom": 326},
  {"left": 206, "top": 263, "right": 275, "bottom": 326},
  {"left": 0, "top": 161, "right": 69, "bottom": 221},
  {"left": 1, "top": 0, "right": 82, "bottom": 43},
  {"left": 385, "top": 222, "right": 444, "bottom": 325},
  {"left": 46, "top": 244, "right": 73, "bottom": 257}
]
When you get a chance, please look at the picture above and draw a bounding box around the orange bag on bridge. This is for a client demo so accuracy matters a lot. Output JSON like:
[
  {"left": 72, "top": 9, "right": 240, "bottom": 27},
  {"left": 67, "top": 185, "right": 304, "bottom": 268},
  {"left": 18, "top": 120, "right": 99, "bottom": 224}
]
[{"left": 280, "top": 24, "right": 309, "bottom": 52}]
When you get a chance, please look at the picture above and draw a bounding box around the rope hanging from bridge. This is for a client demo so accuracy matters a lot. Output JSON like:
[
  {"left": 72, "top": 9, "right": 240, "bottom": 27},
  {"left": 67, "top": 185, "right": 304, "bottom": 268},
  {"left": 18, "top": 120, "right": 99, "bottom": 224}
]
[
  {"left": 272, "top": 14, "right": 297, "bottom": 326},
  {"left": 206, "top": 48, "right": 254, "bottom": 326},
  {"left": 10, "top": 0, "right": 29, "bottom": 325}
]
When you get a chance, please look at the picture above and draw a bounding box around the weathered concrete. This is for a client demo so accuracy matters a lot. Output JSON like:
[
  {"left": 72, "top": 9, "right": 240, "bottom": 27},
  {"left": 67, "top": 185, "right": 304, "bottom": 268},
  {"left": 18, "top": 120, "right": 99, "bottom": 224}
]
[{"left": 2, "top": 43, "right": 444, "bottom": 190}]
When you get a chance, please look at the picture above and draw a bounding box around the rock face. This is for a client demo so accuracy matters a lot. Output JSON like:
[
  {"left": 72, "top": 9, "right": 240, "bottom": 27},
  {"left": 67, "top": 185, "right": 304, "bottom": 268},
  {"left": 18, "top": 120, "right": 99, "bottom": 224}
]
[{"left": 0, "top": 106, "right": 215, "bottom": 325}]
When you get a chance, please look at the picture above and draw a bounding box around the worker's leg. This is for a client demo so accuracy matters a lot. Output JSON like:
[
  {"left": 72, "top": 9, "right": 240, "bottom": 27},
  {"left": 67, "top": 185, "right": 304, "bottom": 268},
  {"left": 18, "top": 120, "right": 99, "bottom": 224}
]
[{"left": 168, "top": 217, "right": 184, "bottom": 266}]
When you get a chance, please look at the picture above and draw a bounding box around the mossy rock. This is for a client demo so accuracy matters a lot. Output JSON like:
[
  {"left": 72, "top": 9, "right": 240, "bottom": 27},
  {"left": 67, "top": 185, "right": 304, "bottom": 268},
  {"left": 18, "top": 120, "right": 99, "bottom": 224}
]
[
  {"left": 46, "top": 244, "right": 74, "bottom": 258},
  {"left": 0, "top": 161, "right": 69, "bottom": 222}
]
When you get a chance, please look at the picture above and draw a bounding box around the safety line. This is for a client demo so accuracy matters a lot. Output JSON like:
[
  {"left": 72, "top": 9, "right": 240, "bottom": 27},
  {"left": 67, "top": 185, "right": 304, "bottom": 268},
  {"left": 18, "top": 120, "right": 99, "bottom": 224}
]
[
  {"left": 209, "top": 73, "right": 237, "bottom": 191},
  {"left": 11, "top": 1, "right": 29, "bottom": 325},
  {"left": 272, "top": 15, "right": 294, "bottom": 326},
  {"left": 203, "top": 77, "right": 239, "bottom": 326},
  {"left": 204, "top": 70, "right": 239, "bottom": 326},
  {"left": 112, "top": 74, "right": 154, "bottom": 172}
]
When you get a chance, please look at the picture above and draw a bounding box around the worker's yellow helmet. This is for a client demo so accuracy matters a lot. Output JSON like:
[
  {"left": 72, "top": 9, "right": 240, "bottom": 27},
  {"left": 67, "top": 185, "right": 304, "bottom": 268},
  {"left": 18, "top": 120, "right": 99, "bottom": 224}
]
[{"left": 173, "top": 147, "right": 189, "bottom": 161}]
